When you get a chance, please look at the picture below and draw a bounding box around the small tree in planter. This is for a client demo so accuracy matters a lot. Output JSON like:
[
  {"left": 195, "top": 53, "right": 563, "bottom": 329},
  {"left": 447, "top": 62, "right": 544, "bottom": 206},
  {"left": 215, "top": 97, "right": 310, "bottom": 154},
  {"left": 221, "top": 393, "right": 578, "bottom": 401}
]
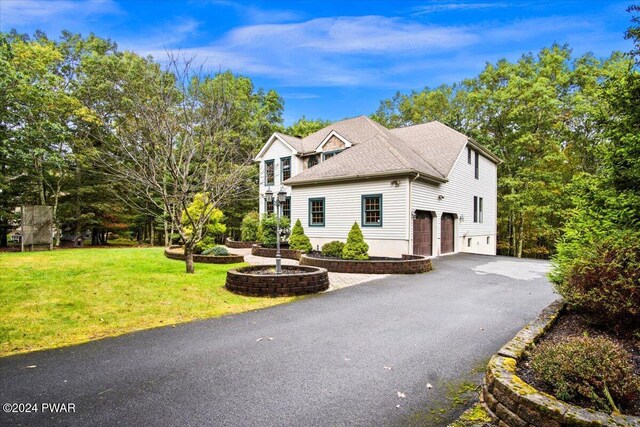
[
  {"left": 258, "top": 213, "right": 290, "bottom": 248},
  {"left": 289, "top": 219, "right": 312, "bottom": 252},
  {"left": 342, "top": 222, "right": 369, "bottom": 260},
  {"left": 182, "top": 194, "right": 227, "bottom": 254},
  {"left": 241, "top": 211, "right": 260, "bottom": 242}
]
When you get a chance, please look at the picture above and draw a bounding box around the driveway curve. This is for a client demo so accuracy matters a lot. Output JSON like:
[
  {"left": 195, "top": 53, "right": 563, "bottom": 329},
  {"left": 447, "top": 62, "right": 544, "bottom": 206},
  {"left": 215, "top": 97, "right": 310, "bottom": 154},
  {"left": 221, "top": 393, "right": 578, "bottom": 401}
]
[{"left": 0, "top": 254, "right": 556, "bottom": 426}]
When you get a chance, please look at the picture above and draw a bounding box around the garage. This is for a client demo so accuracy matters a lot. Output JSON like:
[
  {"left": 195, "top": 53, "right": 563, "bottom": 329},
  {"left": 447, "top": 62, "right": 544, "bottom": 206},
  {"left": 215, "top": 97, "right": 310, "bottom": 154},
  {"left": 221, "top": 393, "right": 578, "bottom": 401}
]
[
  {"left": 412, "top": 211, "right": 432, "bottom": 256},
  {"left": 440, "top": 213, "right": 455, "bottom": 254}
]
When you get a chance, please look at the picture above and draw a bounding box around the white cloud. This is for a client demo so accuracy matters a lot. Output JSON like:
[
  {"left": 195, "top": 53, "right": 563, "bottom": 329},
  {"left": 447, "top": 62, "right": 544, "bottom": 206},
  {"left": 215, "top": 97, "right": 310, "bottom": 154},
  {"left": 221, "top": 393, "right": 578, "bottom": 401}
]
[
  {"left": 224, "top": 16, "right": 477, "bottom": 53},
  {"left": 412, "top": 2, "right": 509, "bottom": 15},
  {"left": 0, "top": 0, "right": 122, "bottom": 28}
]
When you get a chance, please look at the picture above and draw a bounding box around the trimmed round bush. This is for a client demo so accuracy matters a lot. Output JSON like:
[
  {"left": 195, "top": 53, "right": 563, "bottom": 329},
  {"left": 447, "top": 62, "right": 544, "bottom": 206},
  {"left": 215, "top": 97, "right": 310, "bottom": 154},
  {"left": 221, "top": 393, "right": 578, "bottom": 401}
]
[
  {"left": 202, "top": 245, "right": 229, "bottom": 256},
  {"left": 241, "top": 211, "right": 260, "bottom": 242},
  {"left": 531, "top": 336, "right": 639, "bottom": 412},
  {"left": 321, "top": 241, "right": 345, "bottom": 258},
  {"left": 342, "top": 222, "right": 369, "bottom": 260},
  {"left": 553, "top": 231, "right": 640, "bottom": 330},
  {"left": 289, "top": 219, "right": 312, "bottom": 252},
  {"left": 258, "top": 213, "right": 290, "bottom": 248}
]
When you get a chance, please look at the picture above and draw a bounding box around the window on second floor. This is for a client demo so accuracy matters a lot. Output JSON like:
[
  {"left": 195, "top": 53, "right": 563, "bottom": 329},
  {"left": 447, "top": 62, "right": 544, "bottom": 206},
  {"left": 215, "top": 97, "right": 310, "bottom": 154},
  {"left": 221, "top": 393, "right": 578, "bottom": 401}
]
[
  {"left": 474, "top": 151, "right": 479, "bottom": 179},
  {"left": 307, "top": 155, "right": 318, "bottom": 168},
  {"left": 281, "top": 157, "right": 291, "bottom": 181},
  {"left": 265, "top": 160, "right": 274, "bottom": 185},
  {"left": 362, "top": 194, "right": 382, "bottom": 227},
  {"left": 322, "top": 150, "right": 343, "bottom": 161}
]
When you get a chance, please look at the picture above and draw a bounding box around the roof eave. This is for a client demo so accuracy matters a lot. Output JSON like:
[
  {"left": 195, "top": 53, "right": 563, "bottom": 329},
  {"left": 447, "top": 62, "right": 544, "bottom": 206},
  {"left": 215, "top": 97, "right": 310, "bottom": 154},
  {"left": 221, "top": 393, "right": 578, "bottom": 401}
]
[
  {"left": 467, "top": 138, "right": 502, "bottom": 164},
  {"left": 284, "top": 169, "right": 447, "bottom": 187},
  {"left": 254, "top": 133, "right": 299, "bottom": 161}
]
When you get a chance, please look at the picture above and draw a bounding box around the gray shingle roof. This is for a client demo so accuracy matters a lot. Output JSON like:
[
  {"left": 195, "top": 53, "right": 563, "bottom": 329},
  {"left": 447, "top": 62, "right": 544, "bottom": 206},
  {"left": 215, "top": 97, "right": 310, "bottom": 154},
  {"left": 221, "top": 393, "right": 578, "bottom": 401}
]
[{"left": 280, "top": 116, "right": 497, "bottom": 186}]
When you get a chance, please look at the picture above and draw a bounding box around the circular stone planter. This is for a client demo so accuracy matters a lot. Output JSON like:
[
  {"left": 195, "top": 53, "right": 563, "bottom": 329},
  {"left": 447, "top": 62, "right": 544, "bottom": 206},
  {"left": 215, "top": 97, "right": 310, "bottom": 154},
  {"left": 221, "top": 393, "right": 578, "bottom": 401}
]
[
  {"left": 225, "top": 238, "right": 259, "bottom": 249},
  {"left": 164, "top": 246, "right": 244, "bottom": 264},
  {"left": 225, "top": 265, "right": 329, "bottom": 297},
  {"left": 299, "top": 253, "right": 431, "bottom": 274},
  {"left": 482, "top": 300, "right": 640, "bottom": 427}
]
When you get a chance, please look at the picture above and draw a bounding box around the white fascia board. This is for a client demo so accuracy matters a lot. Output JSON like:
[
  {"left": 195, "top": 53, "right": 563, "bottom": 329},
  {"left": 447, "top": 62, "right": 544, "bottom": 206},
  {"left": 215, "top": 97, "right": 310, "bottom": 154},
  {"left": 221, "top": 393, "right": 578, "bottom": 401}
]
[{"left": 254, "top": 134, "right": 298, "bottom": 161}]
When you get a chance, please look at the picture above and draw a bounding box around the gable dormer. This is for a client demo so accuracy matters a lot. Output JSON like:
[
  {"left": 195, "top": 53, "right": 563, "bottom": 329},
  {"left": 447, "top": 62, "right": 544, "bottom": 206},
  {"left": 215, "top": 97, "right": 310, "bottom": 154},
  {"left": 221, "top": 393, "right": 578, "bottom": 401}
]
[{"left": 315, "top": 130, "right": 352, "bottom": 154}]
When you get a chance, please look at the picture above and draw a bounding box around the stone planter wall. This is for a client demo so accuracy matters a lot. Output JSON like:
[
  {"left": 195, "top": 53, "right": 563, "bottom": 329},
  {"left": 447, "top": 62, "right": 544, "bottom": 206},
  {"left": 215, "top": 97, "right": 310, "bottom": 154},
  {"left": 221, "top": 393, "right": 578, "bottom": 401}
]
[
  {"left": 251, "top": 244, "right": 303, "bottom": 261},
  {"left": 225, "top": 238, "right": 258, "bottom": 249},
  {"left": 225, "top": 265, "right": 329, "bottom": 297},
  {"left": 164, "top": 247, "right": 244, "bottom": 264},
  {"left": 299, "top": 254, "right": 431, "bottom": 274},
  {"left": 482, "top": 299, "right": 640, "bottom": 427}
]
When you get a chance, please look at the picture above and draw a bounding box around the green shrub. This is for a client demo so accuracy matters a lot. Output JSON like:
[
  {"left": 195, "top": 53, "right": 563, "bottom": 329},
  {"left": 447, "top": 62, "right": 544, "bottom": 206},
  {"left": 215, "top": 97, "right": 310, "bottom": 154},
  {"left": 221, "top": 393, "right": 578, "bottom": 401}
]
[
  {"left": 531, "top": 336, "right": 639, "bottom": 412},
  {"left": 552, "top": 229, "right": 640, "bottom": 330},
  {"left": 194, "top": 236, "right": 216, "bottom": 254},
  {"left": 241, "top": 211, "right": 260, "bottom": 242},
  {"left": 202, "top": 245, "right": 229, "bottom": 256},
  {"left": 342, "top": 222, "right": 369, "bottom": 260},
  {"left": 321, "top": 241, "right": 344, "bottom": 258},
  {"left": 288, "top": 219, "right": 312, "bottom": 252},
  {"left": 258, "top": 213, "right": 290, "bottom": 248}
]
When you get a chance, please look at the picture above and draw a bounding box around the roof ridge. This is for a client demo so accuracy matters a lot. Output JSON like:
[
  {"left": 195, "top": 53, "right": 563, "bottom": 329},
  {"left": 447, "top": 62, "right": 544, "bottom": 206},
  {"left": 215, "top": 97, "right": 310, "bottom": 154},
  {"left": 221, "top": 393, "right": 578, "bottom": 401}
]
[
  {"left": 274, "top": 131, "right": 301, "bottom": 140},
  {"left": 369, "top": 119, "right": 446, "bottom": 179}
]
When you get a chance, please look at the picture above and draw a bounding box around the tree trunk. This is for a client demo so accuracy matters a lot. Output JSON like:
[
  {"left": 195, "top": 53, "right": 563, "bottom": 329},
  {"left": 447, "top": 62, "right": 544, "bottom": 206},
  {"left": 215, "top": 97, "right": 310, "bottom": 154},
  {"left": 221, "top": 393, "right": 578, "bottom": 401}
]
[
  {"left": 150, "top": 219, "right": 155, "bottom": 246},
  {"left": 184, "top": 246, "right": 195, "bottom": 274},
  {"left": 0, "top": 225, "right": 7, "bottom": 247},
  {"left": 163, "top": 219, "right": 169, "bottom": 247},
  {"left": 517, "top": 215, "right": 524, "bottom": 258}
]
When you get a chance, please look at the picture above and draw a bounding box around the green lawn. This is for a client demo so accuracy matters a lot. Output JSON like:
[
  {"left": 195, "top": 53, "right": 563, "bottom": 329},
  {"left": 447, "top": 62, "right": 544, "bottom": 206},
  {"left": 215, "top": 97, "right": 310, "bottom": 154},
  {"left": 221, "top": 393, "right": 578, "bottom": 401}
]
[{"left": 0, "top": 248, "right": 294, "bottom": 356}]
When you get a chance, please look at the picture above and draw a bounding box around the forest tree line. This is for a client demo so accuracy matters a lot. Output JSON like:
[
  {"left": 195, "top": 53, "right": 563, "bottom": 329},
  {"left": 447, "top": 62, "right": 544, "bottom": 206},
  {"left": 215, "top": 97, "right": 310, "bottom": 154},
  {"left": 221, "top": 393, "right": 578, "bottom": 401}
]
[{"left": 1, "top": 5, "right": 638, "bottom": 259}]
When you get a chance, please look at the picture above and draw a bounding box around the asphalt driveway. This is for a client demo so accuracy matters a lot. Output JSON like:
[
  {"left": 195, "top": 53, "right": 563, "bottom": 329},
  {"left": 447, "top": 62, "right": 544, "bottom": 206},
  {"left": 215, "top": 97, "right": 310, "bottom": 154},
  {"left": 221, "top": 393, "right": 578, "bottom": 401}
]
[{"left": 0, "top": 254, "right": 557, "bottom": 426}]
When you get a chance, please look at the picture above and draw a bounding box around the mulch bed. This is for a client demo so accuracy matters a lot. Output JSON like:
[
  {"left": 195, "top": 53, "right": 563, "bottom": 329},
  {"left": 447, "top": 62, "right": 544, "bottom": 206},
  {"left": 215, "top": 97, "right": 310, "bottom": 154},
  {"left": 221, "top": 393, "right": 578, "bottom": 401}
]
[
  {"left": 306, "top": 251, "right": 399, "bottom": 261},
  {"left": 516, "top": 310, "right": 640, "bottom": 416}
]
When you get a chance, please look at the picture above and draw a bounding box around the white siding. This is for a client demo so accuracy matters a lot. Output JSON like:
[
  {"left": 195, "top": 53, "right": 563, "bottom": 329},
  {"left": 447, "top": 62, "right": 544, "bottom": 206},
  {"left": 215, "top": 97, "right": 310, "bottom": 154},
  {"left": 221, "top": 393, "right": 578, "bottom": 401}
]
[
  {"left": 411, "top": 144, "right": 497, "bottom": 255},
  {"left": 291, "top": 178, "right": 410, "bottom": 256},
  {"left": 257, "top": 138, "right": 302, "bottom": 216}
]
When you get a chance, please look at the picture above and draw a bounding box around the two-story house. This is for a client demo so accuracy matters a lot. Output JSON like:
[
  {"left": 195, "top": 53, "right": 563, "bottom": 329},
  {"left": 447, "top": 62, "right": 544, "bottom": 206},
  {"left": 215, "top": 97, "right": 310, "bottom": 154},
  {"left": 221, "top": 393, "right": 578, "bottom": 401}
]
[{"left": 254, "top": 116, "right": 500, "bottom": 257}]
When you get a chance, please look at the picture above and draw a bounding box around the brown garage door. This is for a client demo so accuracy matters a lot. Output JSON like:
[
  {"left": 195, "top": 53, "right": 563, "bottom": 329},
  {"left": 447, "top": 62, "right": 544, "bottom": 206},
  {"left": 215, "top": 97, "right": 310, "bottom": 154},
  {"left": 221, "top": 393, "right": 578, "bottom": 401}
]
[
  {"left": 441, "top": 213, "right": 455, "bottom": 254},
  {"left": 413, "top": 211, "right": 432, "bottom": 256}
]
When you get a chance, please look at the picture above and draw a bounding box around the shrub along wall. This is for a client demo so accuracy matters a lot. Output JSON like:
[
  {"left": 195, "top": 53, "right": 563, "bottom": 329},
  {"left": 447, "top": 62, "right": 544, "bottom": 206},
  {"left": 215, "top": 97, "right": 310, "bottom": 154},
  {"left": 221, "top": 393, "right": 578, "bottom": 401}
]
[
  {"left": 299, "top": 254, "right": 431, "bottom": 274},
  {"left": 164, "top": 247, "right": 244, "bottom": 264},
  {"left": 482, "top": 300, "right": 640, "bottom": 427}
]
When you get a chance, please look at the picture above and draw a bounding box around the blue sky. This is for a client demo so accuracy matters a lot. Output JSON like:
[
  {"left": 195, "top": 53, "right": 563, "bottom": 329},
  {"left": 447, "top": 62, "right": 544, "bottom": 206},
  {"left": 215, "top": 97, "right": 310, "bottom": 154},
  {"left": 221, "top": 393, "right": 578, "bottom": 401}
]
[{"left": 0, "top": 1, "right": 634, "bottom": 125}]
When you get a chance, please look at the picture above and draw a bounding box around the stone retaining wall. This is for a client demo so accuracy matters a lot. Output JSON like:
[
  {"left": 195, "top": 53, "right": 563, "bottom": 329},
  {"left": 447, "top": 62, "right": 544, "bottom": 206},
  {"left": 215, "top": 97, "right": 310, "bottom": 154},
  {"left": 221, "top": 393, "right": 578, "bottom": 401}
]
[
  {"left": 164, "top": 247, "right": 244, "bottom": 264},
  {"left": 299, "top": 254, "right": 431, "bottom": 274},
  {"left": 482, "top": 299, "right": 640, "bottom": 427},
  {"left": 225, "top": 238, "right": 258, "bottom": 249},
  {"left": 251, "top": 244, "right": 303, "bottom": 260},
  {"left": 225, "top": 265, "right": 329, "bottom": 297}
]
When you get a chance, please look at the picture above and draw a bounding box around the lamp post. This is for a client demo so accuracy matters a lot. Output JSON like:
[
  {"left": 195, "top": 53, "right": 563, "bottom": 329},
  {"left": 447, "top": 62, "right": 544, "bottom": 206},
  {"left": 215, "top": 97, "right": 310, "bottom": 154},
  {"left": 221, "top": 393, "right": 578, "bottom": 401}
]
[{"left": 264, "top": 187, "right": 288, "bottom": 274}]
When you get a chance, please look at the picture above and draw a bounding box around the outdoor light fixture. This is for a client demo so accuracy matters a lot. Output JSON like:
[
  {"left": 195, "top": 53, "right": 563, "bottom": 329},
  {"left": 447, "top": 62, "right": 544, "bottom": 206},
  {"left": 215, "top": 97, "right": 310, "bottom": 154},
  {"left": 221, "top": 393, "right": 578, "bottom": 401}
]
[
  {"left": 263, "top": 186, "right": 287, "bottom": 274},
  {"left": 277, "top": 187, "right": 287, "bottom": 203},
  {"left": 390, "top": 180, "right": 400, "bottom": 187},
  {"left": 460, "top": 214, "right": 465, "bottom": 222},
  {"left": 438, "top": 195, "right": 445, "bottom": 200},
  {"left": 264, "top": 187, "right": 273, "bottom": 203}
]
